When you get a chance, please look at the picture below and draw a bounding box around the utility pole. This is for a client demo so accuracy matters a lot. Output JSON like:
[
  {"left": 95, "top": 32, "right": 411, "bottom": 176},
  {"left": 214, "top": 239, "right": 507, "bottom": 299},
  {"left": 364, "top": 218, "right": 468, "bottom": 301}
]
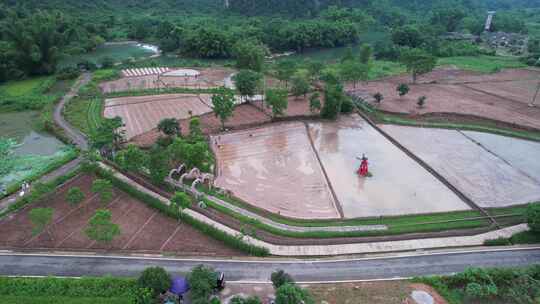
[{"left": 530, "top": 81, "right": 540, "bottom": 107}]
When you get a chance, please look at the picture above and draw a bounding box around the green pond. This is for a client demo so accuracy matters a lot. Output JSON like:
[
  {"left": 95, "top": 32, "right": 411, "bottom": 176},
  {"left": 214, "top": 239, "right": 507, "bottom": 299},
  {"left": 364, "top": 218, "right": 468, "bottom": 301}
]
[
  {"left": 0, "top": 111, "right": 75, "bottom": 193},
  {"left": 59, "top": 41, "right": 159, "bottom": 68}
]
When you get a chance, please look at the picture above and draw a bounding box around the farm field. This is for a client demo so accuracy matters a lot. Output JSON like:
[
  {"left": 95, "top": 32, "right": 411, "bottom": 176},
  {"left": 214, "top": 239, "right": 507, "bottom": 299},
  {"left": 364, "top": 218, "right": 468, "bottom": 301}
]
[
  {"left": 132, "top": 103, "right": 271, "bottom": 147},
  {"left": 381, "top": 125, "right": 540, "bottom": 208},
  {"left": 0, "top": 174, "right": 242, "bottom": 256},
  {"left": 308, "top": 115, "right": 468, "bottom": 218},
  {"left": 99, "top": 67, "right": 234, "bottom": 93},
  {"left": 212, "top": 122, "right": 340, "bottom": 219},
  {"left": 104, "top": 94, "right": 213, "bottom": 139},
  {"left": 348, "top": 68, "right": 540, "bottom": 130}
]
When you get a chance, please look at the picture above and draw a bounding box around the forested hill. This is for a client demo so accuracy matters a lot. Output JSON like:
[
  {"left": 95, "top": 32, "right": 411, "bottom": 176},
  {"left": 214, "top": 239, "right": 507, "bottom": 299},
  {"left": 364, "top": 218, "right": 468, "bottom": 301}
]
[{"left": 3, "top": 0, "right": 540, "bottom": 18}]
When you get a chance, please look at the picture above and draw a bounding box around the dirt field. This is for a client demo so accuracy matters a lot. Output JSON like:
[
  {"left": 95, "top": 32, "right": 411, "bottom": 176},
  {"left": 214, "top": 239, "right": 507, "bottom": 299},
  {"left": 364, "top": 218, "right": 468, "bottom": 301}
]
[
  {"left": 309, "top": 115, "right": 469, "bottom": 218},
  {"left": 211, "top": 122, "right": 341, "bottom": 220},
  {"left": 104, "top": 94, "right": 213, "bottom": 139},
  {"left": 382, "top": 125, "right": 540, "bottom": 208},
  {"left": 348, "top": 68, "right": 540, "bottom": 130},
  {"left": 131, "top": 103, "right": 271, "bottom": 147},
  {"left": 0, "top": 174, "right": 243, "bottom": 256},
  {"left": 100, "top": 67, "right": 234, "bottom": 93},
  {"left": 218, "top": 282, "right": 447, "bottom": 304}
]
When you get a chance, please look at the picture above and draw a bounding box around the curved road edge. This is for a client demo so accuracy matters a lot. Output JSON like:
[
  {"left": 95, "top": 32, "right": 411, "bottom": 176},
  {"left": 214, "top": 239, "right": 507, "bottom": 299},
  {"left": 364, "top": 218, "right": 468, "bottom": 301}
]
[{"left": 0, "top": 246, "right": 539, "bottom": 282}]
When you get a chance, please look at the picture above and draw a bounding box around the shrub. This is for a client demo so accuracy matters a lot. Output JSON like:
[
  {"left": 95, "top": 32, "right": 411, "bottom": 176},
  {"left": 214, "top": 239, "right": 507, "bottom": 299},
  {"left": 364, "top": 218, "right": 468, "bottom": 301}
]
[
  {"left": 85, "top": 209, "right": 120, "bottom": 243},
  {"left": 66, "top": 187, "right": 85, "bottom": 205},
  {"left": 526, "top": 202, "right": 540, "bottom": 233},
  {"left": 137, "top": 267, "right": 171, "bottom": 296},
  {"left": 275, "top": 283, "right": 314, "bottom": 304},
  {"left": 271, "top": 270, "right": 295, "bottom": 289},
  {"left": 484, "top": 237, "right": 511, "bottom": 246},
  {"left": 397, "top": 83, "right": 410, "bottom": 97},
  {"left": 29, "top": 207, "right": 54, "bottom": 236},
  {"left": 188, "top": 265, "right": 217, "bottom": 302},
  {"left": 340, "top": 98, "right": 354, "bottom": 113},
  {"left": 91, "top": 179, "right": 113, "bottom": 204},
  {"left": 417, "top": 96, "right": 427, "bottom": 108},
  {"left": 373, "top": 92, "right": 383, "bottom": 104}
]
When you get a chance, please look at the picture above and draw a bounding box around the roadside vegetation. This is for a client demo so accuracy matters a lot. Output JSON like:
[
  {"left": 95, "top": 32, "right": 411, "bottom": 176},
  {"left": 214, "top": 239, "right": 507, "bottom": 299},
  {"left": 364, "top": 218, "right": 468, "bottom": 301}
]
[{"left": 415, "top": 265, "right": 540, "bottom": 304}]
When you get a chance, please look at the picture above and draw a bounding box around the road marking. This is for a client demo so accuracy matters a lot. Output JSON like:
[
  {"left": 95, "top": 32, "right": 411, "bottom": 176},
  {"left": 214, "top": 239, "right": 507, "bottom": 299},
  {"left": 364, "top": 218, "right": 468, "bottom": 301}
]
[{"left": 0, "top": 246, "right": 539, "bottom": 264}]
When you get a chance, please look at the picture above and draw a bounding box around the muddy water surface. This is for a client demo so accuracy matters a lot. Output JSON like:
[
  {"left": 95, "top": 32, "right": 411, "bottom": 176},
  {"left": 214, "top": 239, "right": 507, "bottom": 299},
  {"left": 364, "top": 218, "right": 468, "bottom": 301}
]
[{"left": 309, "top": 115, "right": 469, "bottom": 218}]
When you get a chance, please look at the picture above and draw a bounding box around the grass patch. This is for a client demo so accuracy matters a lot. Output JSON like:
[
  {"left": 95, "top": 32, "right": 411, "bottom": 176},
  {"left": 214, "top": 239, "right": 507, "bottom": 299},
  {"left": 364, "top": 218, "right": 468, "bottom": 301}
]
[
  {"left": 0, "top": 296, "right": 129, "bottom": 304},
  {"left": 437, "top": 55, "right": 527, "bottom": 73},
  {"left": 64, "top": 98, "right": 103, "bottom": 135},
  {"left": 368, "top": 60, "right": 406, "bottom": 80},
  {"left": 189, "top": 185, "right": 493, "bottom": 238},
  {"left": 0, "top": 77, "right": 59, "bottom": 111}
]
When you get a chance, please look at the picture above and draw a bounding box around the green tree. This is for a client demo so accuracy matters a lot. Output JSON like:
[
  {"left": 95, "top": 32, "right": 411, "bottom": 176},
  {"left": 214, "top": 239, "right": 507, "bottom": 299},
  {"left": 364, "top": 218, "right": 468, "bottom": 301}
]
[
  {"left": 184, "top": 142, "right": 209, "bottom": 169},
  {"left": 275, "top": 60, "right": 297, "bottom": 88},
  {"left": 29, "top": 207, "right": 54, "bottom": 237},
  {"left": 271, "top": 270, "right": 294, "bottom": 289},
  {"left": 212, "top": 87, "right": 236, "bottom": 130},
  {"left": 290, "top": 69, "right": 310, "bottom": 99},
  {"left": 233, "top": 70, "right": 262, "bottom": 101},
  {"left": 526, "top": 202, "right": 540, "bottom": 233},
  {"left": 66, "top": 187, "right": 85, "bottom": 205},
  {"left": 189, "top": 117, "right": 204, "bottom": 141},
  {"left": 265, "top": 88, "right": 288, "bottom": 118},
  {"left": 321, "top": 82, "right": 346, "bottom": 120},
  {"left": 85, "top": 209, "right": 120, "bottom": 243},
  {"left": 148, "top": 146, "right": 169, "bottom": 184},
  {"left": 339, "top": 61, "right": 365, "bottom": 88},
  {"left": 309, "top": 92, "right": 322, "bottom": 114},
  {"left": 275, "top": 283, "right": 314, "bottom": 304},
  {"left": 157, "top": 118, "right": 180, "bottom": 137},
  {"left": 137, "top": 266, "right": 171, "bottom": 297},
  {"left": 91, "top": 179, "right": 113, "bottom": 204},
  {"left": 397, "top": 83, "right": 410, "bottom": 97},
  {"left": 392, "top": 25, "right": 425, "bottom": 48},
  {"left": 171, "top": 191, "right": 191, "bottom": 214},
  {"left": 359, "top": 44, "right": 373, "bottom": 65},
  {"left": 305, "top": 60, "right": 324, "bottom": 82},
  {"left": 230, "top": 296, "right": 262, "bottom": 304},
  {"left": 233, "top": 40, "right": 268, "bottom": 72},
  {"left": 116, "top": 144, "right": 147, "bottom": 173},
  {"left": 399, "top": 48, "right": 437, "bottom": 83},
  {"left": 188, "top": 265, "right": 218, "bottom": 302}
]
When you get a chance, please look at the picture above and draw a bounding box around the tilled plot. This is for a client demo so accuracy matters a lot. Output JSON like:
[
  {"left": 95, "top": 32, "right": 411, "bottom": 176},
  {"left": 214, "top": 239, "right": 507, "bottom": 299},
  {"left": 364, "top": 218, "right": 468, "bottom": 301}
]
[
  {"left": 212, "top": 122, "right": 341, "bottom": 220},
  {"left": 381, "top": 125, "right": 540, "bottom": 208},
  {"left": 131, "top": 103, "right": 271, "bottom": 147},
  {"left": 0, "top": 175, "right": 94, "bottom": 247},
  {"left": 347, "top": 68, "right": 540, "bottom": 130},
  {"left": 0, "top": 174, "right": 243, "bottom": 256},
  {"left": 100, "top": 68, "right": 234, "bottom": 93},
  {"left": 104, "top": 94, "right": 213, "bottom": 139}
]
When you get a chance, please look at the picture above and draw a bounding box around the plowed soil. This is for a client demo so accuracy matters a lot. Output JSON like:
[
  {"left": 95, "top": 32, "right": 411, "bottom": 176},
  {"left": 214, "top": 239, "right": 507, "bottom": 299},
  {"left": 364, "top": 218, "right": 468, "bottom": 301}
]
[
  {"left": 0, "top": 174, "right": 243, "bottom": 256},
  {"left": 347, "top": 68, "right": 540, "bottom": 130}
]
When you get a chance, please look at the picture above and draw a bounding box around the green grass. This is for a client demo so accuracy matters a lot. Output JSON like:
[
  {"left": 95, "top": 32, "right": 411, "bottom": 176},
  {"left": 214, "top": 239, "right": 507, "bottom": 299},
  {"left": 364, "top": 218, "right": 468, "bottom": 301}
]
[
  {"left": 437, "top": 55, "right": 527, "bottom": 73},
  {"left": 510, "top": 231, "right": 540, "bottom": 244},
  {"left": 64, "top": 97, "right": 103, "bottom": 135},
  {"left": 368, "top": 60, "right": 406, "bottom": 80},
  {"left": 0, "top": 77, "right": 59, "bottom": 111},
  {"left": 0, "top": 77, "right": 53, "bottom": 97},
  {"left": 0, "top": 296, "right": 129, "bottom": 304}
]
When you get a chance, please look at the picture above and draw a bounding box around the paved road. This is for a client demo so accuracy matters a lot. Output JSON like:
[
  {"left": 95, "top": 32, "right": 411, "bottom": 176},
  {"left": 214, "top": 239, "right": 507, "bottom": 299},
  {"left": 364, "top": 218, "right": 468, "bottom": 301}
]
[
  {"left": 1, "top": 247, "right": 539, "bottom": 282},
  {"left": 54, "top": 72, "right": 92, "bottom": 150}
]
